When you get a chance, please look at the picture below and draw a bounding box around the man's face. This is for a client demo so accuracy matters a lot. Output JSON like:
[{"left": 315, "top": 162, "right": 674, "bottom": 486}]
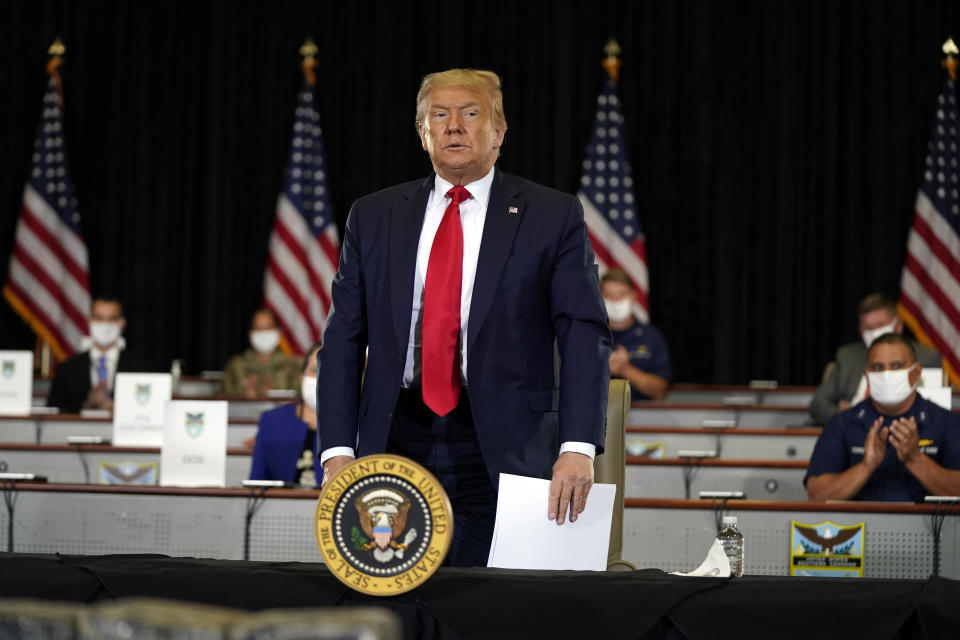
[
  {"left": 859, "top": 308, "right": 900, "bottom": 334},
  {"left": 91, "top": 300, "right": 123, "bottom": 327},
  {"left": 418, "top": 86, "right": 504, "bottom": 185},
  {"left": 866, "top": 342, "right": 920, "bottom": 385},
  {"left": 601, "top": 280, "right": 634, "bottom": 303}
]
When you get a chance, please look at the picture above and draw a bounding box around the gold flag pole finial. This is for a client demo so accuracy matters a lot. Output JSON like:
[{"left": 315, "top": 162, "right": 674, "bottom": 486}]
[
  {"left": 602, "top": 38, "right": 622, "bottom": 84},
  {"left": 943, "top": 37, "right": 958, "bottom": 82},
  {"left": 46, "top": 37, "right": 66, "bottom": 107},
  {"left": 300, "top": 37, "right": 318, "bottom": 87}
]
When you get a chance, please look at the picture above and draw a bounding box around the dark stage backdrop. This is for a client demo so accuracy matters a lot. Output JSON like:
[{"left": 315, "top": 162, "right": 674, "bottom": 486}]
[{"left": 1, "top": 1, "right": 959, "bottom": 384}]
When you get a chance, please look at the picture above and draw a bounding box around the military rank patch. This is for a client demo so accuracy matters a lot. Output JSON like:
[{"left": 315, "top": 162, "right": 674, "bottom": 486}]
[{"left": 315, "top": 454, "right": 453, "bottom": 595}]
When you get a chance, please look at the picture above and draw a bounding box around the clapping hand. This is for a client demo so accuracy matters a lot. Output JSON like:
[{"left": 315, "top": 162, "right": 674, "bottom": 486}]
[
  {"left": 862, "top": 417, "right": 888, "bottom": 471},
  {"left": 887, "top": 416, "right": 921, "bottom": 463}
]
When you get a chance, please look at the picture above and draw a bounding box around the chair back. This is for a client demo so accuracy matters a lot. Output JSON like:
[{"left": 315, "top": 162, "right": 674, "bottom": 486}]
[{"left": 594, "top": 379, "right": 630, "bottom": 566}]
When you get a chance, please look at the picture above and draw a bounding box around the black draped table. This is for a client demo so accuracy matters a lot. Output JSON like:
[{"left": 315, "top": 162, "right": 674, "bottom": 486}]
[{"left": 0, "top": 553, "right": 957, "bottom": 639}]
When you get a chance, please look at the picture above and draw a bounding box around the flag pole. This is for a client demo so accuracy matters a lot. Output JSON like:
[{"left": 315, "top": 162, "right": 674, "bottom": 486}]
[
  {"left": 898, "top": 37, "right": 960, "bottom": 389},
  {"left": 602, "top": 38, "right": 621, "bottom": 84},
  {"left": 272, "top": 38, "right": 319, "bottom": 357},
  {"left": 300, "top": 38, "right": 318, "bottom": 87},
  {"left": 46, "top": 37, "right": 66, "bottom": 107},
  {"left": 39, "top": 37, "right": 66, "bottom": 377}
]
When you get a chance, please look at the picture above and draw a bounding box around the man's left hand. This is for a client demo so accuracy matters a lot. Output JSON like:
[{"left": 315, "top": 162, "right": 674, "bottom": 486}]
[
  {"left": 888, "top": 416, "right": 921, "bottom": 463},
  {"left": 548, "top": 452, "right": 594, "bottom": 525}
]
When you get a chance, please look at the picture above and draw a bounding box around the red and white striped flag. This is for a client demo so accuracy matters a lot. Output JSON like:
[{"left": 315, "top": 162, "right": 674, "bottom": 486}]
[
  {"left": 578, "top": 66, "right": 649, "bottom": 322},
  {"left": 898, "top": 52, "right": 960, "bottom": 387},
  {"left": 3, "top": 44, "right": 91, "bottom": 361},
  {"left": 262, "top": 44, "right": 339, "bottom": 355}
]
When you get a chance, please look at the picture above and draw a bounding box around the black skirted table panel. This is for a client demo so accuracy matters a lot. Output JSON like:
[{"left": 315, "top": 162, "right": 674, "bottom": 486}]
[{"left": 0, "top": 553, "right": 957, "bottom": 639}]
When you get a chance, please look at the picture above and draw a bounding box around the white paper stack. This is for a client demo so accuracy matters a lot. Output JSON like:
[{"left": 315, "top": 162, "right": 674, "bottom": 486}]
[{"left": 486, "top": 473, "right": 616, "bottom": 571}]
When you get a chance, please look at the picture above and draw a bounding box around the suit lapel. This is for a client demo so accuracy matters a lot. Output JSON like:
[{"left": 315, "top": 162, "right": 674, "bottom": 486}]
[
  {"left": 389, "top": 175, "right": 433, "bottom": 356},
  {"left": 468, "top": 169, "right": 524, "bottom": 355}
]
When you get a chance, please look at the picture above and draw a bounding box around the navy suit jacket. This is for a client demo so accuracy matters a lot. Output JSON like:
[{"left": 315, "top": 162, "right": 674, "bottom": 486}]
[
  {"left": 316, "top": 169, "right": 612, "bottom": 484},
  {"left": 47, "top": 350, "right": 152, "bottom": 414},
  {"left": 249, "top": 402, "right": 323, "bottom": 484}
]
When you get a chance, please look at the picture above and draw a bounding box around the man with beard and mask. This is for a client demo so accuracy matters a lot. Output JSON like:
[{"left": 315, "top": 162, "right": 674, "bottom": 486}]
[
  {"left": 809, "top": 293, "right": 941, "bottom": 425},
  {"left": 222, "top": 308, "right": 300, "bottom": 398},
  {"left": 601, "top": 269, "right": 672, "bottom": 401},
  {"left": 47, "top": 295, "right": 151, "bottom": 413},
  {"left": 805, "top": 333, "right": 960, "bottom": 502},
  {"left": 249, "top": 342, "right": 323, "bottom": 486}
]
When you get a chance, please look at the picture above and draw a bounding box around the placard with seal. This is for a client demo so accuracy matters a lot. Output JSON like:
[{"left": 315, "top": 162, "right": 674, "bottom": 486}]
[
  {"left": 0, "top": 351, "right": 32, "bottom": 416},
  {"left": 790, "top": 520, "right": 865, "bottom": 577},
  {"left": 315, "top": 454, "right": 453, "bottom": 596}
]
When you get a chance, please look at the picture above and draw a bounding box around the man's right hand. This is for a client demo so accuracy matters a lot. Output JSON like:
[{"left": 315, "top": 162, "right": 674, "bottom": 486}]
[
  {"left": 321, "top": 455, "right": 354, "bottom": 488},
  {"left": 837, "top": 400, "right": 852, "bottom": 411},
  {"left": 83, "top": 383, "right": 110, "bottom": 410},
  {"left": 862, "top": 417, "right": 888, "bottom": 471}
]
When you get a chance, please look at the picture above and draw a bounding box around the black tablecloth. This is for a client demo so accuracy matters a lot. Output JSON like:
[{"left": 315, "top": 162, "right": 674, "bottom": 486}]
[{"left": 0, "top": 553, "right": 956, "bottom": 639}]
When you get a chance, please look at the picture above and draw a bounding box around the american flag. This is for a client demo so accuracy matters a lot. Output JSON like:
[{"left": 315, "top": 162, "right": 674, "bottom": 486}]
[
  {"left": 578, "top": 77, "right": 649, "bottom": 323},
  {"left": 263, "top": 75, "right": 339, "bottom": 354},
  {"left": 2, "top": 62, "right": 91, "bottom": 361},
  {"left": 898, "top": 71, "right": 960, "bottom": 387}
]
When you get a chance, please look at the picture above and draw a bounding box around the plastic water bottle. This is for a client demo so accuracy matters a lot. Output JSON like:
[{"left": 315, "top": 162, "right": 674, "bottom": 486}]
[
  {"left": 717, "top": 516, "right": 744, "bottom": 577},
  {"left": 170, "top": 359, "right": 182, "bottom": 394}
]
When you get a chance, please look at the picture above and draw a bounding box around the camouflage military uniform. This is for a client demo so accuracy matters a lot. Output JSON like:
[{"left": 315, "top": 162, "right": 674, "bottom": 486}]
[{"left": 222, "top": 349, "right": 301, "bottom": 397}]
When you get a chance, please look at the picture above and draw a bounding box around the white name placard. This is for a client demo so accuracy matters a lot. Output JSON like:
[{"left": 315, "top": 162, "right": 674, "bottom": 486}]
[
  {"left": 921, "top": 368, "right": 945, "bottom": 388},
  {"left": 918, "top": 386, "right": 952, "bottom": 411},
  {"left": 0, "top": 351, "right": 33, "bottom": 416},
  {"left": 112, "top": 373, "right": 173, "bottom": 446},
  {"left": 161, "top": 400, "right": 228, "bottom": 487}
]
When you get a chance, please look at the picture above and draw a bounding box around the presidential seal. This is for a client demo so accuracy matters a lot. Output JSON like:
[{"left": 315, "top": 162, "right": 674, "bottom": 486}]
[{"left": 315, "top": 454, "right": 453, "bottom": 596}]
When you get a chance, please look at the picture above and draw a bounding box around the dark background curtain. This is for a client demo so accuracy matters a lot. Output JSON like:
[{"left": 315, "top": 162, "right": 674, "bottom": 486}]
[{"left": 1, "top": 0, "right": 958, "bottom": 384}]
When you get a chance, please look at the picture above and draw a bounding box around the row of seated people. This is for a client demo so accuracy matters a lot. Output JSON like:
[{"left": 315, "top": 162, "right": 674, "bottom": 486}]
[
  {"left": 46, "top": 270, "right": 676, "bottom": 414},
  {"left": 46, "top": 298, "right": 306, "bottom": 414},
  {"left": 244, "top": 331, "right": 960, "bottom": 503},
  {"left": 39, "top": 290, "right": 960, "bottom": 501}
]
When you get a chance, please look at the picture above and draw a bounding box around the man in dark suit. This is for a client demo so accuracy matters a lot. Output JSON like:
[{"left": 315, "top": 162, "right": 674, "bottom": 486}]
[
  {"left": 316, "top": 69, "right": 612, "bottom": 565},
  {"left": 47, "top": 295, "right": 150, "bottom": 413}
]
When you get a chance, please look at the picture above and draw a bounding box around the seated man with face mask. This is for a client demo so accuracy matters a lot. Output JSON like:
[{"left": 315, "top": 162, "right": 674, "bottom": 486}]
[
  {"left": 809, "top": 293, "right": 941, "bottom": 425},
  {"left": 805, "top": 333, "right": 960, "bottom": 502},
  {"left": 601, "top": 269, "right": 672, "bottom": 401},
  {"left": 249, "top": 343, "right": 323, "bottom": 486},
  {"left": 222, "top": 308, "right": 300, "bottom": 398},
  {"left": 47, "top": 295, "right": 152, "bottom": 414}
]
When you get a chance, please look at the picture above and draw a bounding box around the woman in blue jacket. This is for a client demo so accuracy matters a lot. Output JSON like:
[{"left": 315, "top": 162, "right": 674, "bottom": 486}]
[{"left": 248, "top": 343, "right": 323, "bottom": 486}]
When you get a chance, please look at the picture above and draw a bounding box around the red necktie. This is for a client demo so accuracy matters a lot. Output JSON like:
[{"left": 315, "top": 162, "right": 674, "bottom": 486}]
[{"left": 422, "top": 186, "right": 470, "bottom": 416}]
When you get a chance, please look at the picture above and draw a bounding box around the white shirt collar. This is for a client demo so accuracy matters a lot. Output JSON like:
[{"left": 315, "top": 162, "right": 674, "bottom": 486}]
[
  {"left": 429, "top": 166, "right": 496, "bottom": 210},
  {"left": 82, "top": 337, "right": 126, "bottom": 358}
]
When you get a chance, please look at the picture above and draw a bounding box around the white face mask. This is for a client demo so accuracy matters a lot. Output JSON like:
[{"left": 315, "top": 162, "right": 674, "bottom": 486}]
[
  {"left": 90, "top": 321, "right": 122, "bottom": 348},
  {"left": 250, "top": 329, "right": 280, "bottom": 354},
  {"left": 301, "top": 375, "right": 317, "bottom": 410},
  {"left": 861, "top": 320, "right": 898, "bottom": 348},
  {"left": 867, "top": 365, "right": 918, "bottom": 406},
  {"left": 604, "top": 298, "right": 633, "bottom": 323}
]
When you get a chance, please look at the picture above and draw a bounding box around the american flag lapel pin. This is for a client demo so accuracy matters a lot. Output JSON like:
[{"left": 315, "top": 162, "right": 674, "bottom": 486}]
[{"left": 508, "top": 206, "right": 519, "bottom": 215}]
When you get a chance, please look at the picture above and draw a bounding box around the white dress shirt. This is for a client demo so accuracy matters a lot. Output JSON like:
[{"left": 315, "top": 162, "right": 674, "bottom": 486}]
[{"left": 321, "top": 168, "right": 595, "bottom": 465}]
